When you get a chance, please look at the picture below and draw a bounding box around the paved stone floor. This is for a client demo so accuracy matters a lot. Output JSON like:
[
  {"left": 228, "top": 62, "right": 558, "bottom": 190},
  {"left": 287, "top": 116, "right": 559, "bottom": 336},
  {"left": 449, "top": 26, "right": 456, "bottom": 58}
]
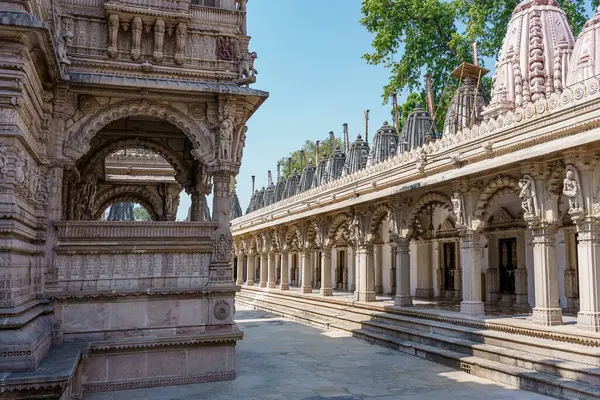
[{"left": 84, "top": 306, "right": 552, "bottom": 400}]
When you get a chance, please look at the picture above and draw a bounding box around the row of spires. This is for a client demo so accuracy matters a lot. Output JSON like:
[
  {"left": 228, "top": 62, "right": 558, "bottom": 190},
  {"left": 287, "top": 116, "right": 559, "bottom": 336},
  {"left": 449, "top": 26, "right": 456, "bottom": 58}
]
[{"left": 246, "top": 45, "right": 491, "bottom": 215}]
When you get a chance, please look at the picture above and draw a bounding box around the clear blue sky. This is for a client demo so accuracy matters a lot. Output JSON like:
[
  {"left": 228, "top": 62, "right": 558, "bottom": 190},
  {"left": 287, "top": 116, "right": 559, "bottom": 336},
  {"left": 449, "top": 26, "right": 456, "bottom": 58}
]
[{"left": 177, "top": 0, "right": 396, "bottom": 219}]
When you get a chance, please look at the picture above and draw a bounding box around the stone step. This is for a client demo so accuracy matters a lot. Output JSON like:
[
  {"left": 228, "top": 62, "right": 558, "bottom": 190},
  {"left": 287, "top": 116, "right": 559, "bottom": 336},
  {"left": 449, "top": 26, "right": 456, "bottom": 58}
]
[
  {"left": 238, "top": 289, "right": 600, "bottom": 366},
  {"left": 351, "top": 328, "right": 600, "bottom": 400},
  {"left": 0, "top": 341, "right": 88, "bottom": 399},
  {"left": 237, "top": 291, "right": 600, "bottom": 399}
]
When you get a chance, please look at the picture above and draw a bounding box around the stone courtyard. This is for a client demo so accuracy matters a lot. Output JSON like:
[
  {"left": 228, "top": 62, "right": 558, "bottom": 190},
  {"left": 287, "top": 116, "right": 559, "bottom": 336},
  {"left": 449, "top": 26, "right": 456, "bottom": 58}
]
[{"left": 84, "top": 306, "right": 550, "bottom": 400}]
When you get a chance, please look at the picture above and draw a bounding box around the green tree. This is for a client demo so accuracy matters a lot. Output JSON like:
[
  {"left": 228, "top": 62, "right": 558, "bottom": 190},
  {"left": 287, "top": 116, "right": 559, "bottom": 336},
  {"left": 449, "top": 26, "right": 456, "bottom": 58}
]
[
  {"left": 361, "top": 0, "right": 595, "bottom": 122},
  {"left": 133, "top": 205, "right": 152, "bottom": 221},
  {"left": 278, "top": 136, "right": 345, "bottom": 179}
]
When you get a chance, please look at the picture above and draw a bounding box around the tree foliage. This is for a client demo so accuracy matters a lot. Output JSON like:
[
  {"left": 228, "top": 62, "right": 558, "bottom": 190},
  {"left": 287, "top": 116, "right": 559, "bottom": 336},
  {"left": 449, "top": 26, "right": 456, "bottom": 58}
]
[
  {"left": 133, "top": 205, "right": 152, "bottom": 221},
  {"left": 361, "top": 0, "right": 596, "bottom": 113},
  {"left": 277, "top": 136, "right": 345, "bottom": 180}
]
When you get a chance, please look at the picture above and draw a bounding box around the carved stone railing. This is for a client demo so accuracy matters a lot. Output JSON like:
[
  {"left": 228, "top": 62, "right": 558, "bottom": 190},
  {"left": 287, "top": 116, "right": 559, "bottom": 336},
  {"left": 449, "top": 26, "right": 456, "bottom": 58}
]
[
  {"left": 49, "top": 221, "right": 220, "bottom": 296},
  {"left": 189, "top": 5, "right": 242, "bottom": 30},
  {"left": 55, "top": 221, "right": 218, "bottom": 240},
  {"left": 232, "top": 76, "right": 600, "bottom": 235}
]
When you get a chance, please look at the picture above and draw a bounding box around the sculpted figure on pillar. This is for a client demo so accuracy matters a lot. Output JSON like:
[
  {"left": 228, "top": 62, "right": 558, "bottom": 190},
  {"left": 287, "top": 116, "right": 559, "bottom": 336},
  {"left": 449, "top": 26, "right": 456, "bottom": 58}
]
[
  {"left": 519, "top": 175, "right": 537, "bottom": 218},
  {"left": 563, "top": 166, "right": 584, "bottom": 214},
  {"left": 219, "top": 118, "right": 234, "bottom": 161},
  {"left": 452, "top": 192, "right": 465, "bottom": 227}
]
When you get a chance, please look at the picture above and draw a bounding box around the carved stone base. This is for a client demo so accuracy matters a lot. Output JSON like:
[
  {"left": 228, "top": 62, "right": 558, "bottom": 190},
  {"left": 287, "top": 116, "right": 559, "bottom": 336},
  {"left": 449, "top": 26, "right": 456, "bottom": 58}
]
[
  {"left": 320, "top": 287, "right": 333, "bottom": 296},
  {"left": 356, "top": 291, "right": 376, "bottom": 302},
  {"left": 259, "top": 281, "right": 266, "bottom": 288},
  {"left": 301, "top": 285, "right": 312, "bottom": 294},
  {"left": 532, "top": 307, "right": 563, "bottom": 326},
  {"left": 394, "top": 295, "right": 413, "bottom": 307},
  {"left": 577, "top": 311, "right": 600, "bottom": 332},
  {"left": 460, "top": 301, "right": 485, "bottom": 316},
  {"left": 245, "top": 280, "right": 254, "bottom": 287},
  {"left": 235, "top": 279, "right": 243, "bottom": 285},
  {"left": 280, "top": 283, "right": 289, "bottom": 291},
  {"left": 267, "top": 282, "right": 276, "bottom": 289}
]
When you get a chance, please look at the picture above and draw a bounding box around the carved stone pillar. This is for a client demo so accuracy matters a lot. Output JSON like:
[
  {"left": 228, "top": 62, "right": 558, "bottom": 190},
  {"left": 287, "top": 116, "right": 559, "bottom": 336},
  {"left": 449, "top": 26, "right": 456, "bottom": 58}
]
[
  {"left": 280, "top": 252, "right": 289, "bottom": 290},
  {"left": 258, "top": 253, "right": 267, "bottom": 288},
  {"left": 236, "top": 254, "right": 244, "bottom": 285},
  {"left": 131, "top": 16, "right": 142, "bottom": 60},
  {"left": 153, "top": 19, "right": 166, "bottom": 62},
  {"left": 312, "top": 250, "right": 320, "bottom": 289},
  {"left": 575, "top": 216, "right": 600, "bottom": 331},
  {"left": 530, "top": 222, "right": 563, "bottom": 326},
  {"left": 374, "top": 243, "right": 383, "bottom": 294},
  {"left": 246, "top": 253, "right": 254, "bottom": 286},
  {"left": 355, "top": 243, "right": 376, "bottom": 302},
  {"left": 320, "top": 247, "right": 333, "bottom": 296},
  {"left": 107, "top": 14, "right": 119, "bottom": 58},
  {"left": 515, "top": 231, "right": 528, "bottom": 305},
  {"left": 301, "top": 249, "right": 312, "bottom": 293},
  {"left": 459, "top": 229, "right": 485, "bottom": 316},
  {"left": 394, "top": 238, "right": 412, "bottom": 307},
  {"left": 267, "top": 252, "right": 276, "bottom": 289}
]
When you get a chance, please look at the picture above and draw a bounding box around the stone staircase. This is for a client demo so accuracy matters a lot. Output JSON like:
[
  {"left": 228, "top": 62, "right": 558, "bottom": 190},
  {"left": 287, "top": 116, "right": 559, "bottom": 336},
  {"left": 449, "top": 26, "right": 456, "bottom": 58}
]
[{"left": 237, "top": 288, "right": 600, "bottom": 400}]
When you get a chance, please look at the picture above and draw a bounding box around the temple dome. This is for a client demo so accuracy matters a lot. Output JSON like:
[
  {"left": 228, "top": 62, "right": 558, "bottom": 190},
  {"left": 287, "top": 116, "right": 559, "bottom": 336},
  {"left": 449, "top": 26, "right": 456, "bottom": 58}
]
[
  {"left": 366, "top": 122, "right": 398, "bottom": 167},
  {"left": 283, "top": 170, "right": 301, "bottom": 198},
  {"left": 444, "top": 77, "right": 489, "bottom": 135},
  {"left": 342, "top": 134, "right": 370, "bottom": 176},
  {"left": 566, "top": 6, "right": 600, "bottom": 85},
  {"left": 399, "top": 104, "right": 436, "bottom": 153},
  {"left": 312, "top": 157, "right": 329, "bottom": 189},
  {"left": 485, "top": 0, "right": 574, "bottom": 117},
  {"left": 324, "top": 147, "right": 346, "bottom": 183},
  {"left": 298, "top": 163, "right": 316, "bottom": 192}
]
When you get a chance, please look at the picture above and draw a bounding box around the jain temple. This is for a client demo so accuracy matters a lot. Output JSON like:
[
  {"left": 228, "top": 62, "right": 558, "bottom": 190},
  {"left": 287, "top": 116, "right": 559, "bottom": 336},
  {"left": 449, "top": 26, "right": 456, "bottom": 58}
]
[{"left": 4, "top": 0, "right": 600, "bottom": 398}]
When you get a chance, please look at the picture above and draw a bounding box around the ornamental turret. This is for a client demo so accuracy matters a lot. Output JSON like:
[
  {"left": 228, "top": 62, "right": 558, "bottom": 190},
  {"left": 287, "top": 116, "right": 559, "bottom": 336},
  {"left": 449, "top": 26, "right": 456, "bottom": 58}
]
[
  {"left": 324, "top": 147, "right": 346, "bottom": 183},
  {"left": 298, "top": 162, "right": 316, "bottom": 192},
  {"left": 274, "top": 163, "right": 287, "bottom": 202},
  {"left": 399, "top": 104, "right": 436, "bottom": 153},
  {"left": 444, "top": 72, "right": 489, "bottom": 136},
  {"left": 230, "top": 192, "right": 242, "bottom": 219},
  {"left": 283, "top": 169, "right": 301, "bottom": 198},
  {"left": 312, "top": 157, "right": 328, "bottom": 188},
  {"left": 107, "top": 203, "right": 135, "bottom": 221},
  {"left": 366, "top": 122, "right": 398, "bottom": 167},
  {"left": 484, "top": 0, "right": 574, "bottom": 117},
  {"left": 567, "top": 6, "right": 600, "bottom": 85},
  {"left": 246, "top": 190, "right": 259, "bottom": 214},
  {"left": 263, "top": 170, "right": 276, "bottom": 206},
  {"left": 342, "top": 134, "right": 370, "bottom": 176}
]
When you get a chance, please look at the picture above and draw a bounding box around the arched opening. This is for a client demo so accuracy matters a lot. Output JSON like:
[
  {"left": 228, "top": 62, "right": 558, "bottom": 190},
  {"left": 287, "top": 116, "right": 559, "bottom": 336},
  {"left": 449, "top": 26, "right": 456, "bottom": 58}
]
[{"left": 62, "top": 116, "right": 212, "bottom": 222}]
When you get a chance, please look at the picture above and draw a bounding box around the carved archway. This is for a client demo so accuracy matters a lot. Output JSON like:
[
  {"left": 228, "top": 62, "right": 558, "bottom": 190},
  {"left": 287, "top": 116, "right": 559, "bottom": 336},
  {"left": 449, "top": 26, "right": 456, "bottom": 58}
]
[
  {"left": 475, "top": 176, "right": 520, "bottom": 219},
  {"left": 408, "top": 192, "right": 453, "bottom": 223},
  {"left": 327, "top": 214, "right": 351, "bottom": 241},
  {"left": 92, "top": 186, "right": 164, "bottom": 221},
  {"left": 79, "top": 138, "right": 192, "bottom": 185},
  {"left": 63, "top": 100, "right": 216, "bottom": 166},
  {"left": 368, "top": 204, "right": 391, "bottom": 237}
]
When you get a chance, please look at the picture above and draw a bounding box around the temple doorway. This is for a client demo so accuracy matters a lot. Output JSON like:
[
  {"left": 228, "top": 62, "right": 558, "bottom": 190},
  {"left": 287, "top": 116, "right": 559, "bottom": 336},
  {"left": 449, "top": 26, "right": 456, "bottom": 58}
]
[{"left": 499, "top": 238, "right": 517, "bottom": 294}]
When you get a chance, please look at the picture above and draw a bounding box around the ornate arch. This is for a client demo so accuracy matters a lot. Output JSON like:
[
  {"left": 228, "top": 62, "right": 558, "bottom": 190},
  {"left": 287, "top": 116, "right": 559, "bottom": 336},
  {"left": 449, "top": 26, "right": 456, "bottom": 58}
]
[
  {"left": 368, "top": 204, "right": 391, "bottom": 236},
  {"left": 327, "top": 213, "right": 351, "bottom": 241},
  {"left": 408, "top": 192, "right": 453, "bottom": 223},
  {"left": 78, "top": 138, "right": 192, "bottom": 185},
  {"left": 92, "top": 186, "right": 164, "bottom": 221},
  {"left": 63, "top": 100, "right": 216, "bottom": 165},
  {"left": 475, "top": 176, "right": 520, "bottom": 219}
]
